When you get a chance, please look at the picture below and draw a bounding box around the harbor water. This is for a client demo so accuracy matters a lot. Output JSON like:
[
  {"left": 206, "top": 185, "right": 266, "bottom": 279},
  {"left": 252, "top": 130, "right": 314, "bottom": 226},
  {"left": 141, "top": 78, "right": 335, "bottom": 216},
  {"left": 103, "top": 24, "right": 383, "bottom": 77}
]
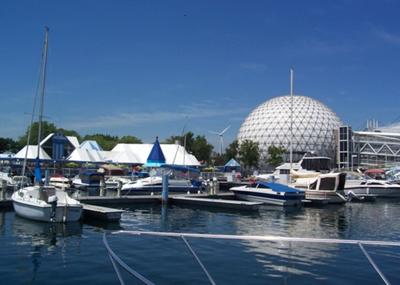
[{"left": 1, "top": 200, "right": 400, "bottom": 284}]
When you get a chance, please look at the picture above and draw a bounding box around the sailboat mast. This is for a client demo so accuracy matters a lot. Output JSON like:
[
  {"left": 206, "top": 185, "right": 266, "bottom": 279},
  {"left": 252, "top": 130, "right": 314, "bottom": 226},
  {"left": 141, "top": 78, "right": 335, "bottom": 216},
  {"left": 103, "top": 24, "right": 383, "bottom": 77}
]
[
  {"left": 289, "top": 68, "right": 294, "bottom": 171},
  {"left": 36, "top": 26, "right": 49, "bottom": 159}
]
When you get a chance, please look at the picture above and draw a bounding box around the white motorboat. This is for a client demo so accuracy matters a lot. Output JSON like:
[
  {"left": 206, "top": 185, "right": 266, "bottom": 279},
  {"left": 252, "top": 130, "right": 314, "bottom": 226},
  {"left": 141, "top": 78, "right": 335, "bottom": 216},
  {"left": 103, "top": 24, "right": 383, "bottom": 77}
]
[
  {"left": 230, "top": 181, "right": 304, "bottom": 206},
  {"left": 105, "top": 176, "right": 132, "bottom": 190},
  {"left": 292, "top": 172, "right": 347, "bottom": 204},
  {"left": 345, "top": 179, "right": 400, "bottom": 198},
  {"left": 121, "top": 175, "right": 200, "bottom": 194},
  {"left": 48, "top": 176, "right": 71, "bottom": 190},
  {"left": 12, "top": 186, "right": 82, "bottom": 222},
  {"left": 11, "top": 27, "right": 83, "bottom": 223}
]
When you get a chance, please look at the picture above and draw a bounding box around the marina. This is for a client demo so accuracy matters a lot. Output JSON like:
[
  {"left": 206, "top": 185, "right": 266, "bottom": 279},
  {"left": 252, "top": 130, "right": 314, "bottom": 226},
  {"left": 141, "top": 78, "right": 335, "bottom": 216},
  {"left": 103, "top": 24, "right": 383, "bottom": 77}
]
[{"left": 1, "top": 1, "right": 400, "bottom": 284}]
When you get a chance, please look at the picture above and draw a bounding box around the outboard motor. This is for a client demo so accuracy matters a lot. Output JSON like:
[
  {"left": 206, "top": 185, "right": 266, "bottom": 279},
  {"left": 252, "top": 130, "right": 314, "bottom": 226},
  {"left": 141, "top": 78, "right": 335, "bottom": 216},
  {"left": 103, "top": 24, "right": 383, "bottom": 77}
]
[{"left": 48, "top": 195, "right": 58, "bottom": 222}]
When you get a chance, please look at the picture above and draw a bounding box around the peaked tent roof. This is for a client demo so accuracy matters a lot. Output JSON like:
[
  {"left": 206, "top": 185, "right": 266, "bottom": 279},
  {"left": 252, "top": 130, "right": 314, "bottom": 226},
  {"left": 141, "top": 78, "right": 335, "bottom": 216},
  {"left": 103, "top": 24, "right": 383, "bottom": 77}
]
[
  {"left": 111, "top": 143, "right": 200, "bottom": 166},
  {"left": 14, "top": 145, "right": 51, "bottom": 160},
  {"left": 145, "top": 137, "right": 166, "bottom": 167},
  {"left": 224, "top": 158, "right": 241, "bottom": 167},
  {"left": 80, "top": 140, "right": 103, "bottom": 151}
]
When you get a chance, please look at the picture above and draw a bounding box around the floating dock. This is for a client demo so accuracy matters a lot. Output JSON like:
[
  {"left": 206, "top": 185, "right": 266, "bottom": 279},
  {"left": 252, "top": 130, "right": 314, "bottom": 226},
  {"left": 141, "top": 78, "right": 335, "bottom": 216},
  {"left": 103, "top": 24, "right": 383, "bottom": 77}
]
[
  {"left": 170, "top": 196, "right": 263, "bottom": 210},
  {"left": 81, "top": 203, "right": 124, "bottom": 221}
]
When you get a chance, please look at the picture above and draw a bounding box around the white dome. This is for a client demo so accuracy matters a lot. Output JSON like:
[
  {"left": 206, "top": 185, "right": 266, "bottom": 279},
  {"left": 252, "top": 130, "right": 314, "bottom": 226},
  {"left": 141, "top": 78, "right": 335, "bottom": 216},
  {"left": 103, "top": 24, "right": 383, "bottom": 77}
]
[{"left": 237, "top": 95, "right": 342, "bottom": 160}]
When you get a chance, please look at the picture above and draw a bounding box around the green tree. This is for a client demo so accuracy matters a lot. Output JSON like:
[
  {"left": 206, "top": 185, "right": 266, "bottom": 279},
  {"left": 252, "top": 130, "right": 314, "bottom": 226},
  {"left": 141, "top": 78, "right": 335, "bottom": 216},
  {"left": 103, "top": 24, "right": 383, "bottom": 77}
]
[
  {"left": 191, "top": 135, "right": 214, "bottom": 163},
  {"left": 225, "top": 140, "right": 239, "bottom": 161},
  {"left": 267, "top": 145, "right": 286, "bottom": 168},
  {"left": 18, "top": 120, "right": 57, "bottom": 146},
  {"left": 238, "top": 139, "right": 260, "bottom": 172},
  {"left": 163, "top": 132, "right": 195, "bottom": 152},
  {"left": 0, "top": 137, "right": 19, "bottom": 153},
  {"left": 119, "top": 135, "right": 142, "bottom": 144},
  {"left": 57, "top": 128, "right": 81, "bottom": 141}
]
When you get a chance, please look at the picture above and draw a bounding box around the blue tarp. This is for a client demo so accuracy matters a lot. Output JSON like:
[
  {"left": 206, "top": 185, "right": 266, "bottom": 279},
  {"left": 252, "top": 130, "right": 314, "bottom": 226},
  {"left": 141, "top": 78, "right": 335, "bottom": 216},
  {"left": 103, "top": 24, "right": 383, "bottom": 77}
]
[{"left": 145, "top": 137, "right": 166, "bottom": 167}]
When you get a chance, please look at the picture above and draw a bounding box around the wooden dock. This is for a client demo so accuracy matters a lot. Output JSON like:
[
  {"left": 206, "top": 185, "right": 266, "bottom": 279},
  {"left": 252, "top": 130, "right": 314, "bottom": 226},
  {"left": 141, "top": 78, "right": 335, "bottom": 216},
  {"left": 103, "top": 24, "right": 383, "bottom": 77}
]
[
  {"left": 170, "top": 196, "right": 263, "bottom": 210},
  {"left": 78, "top": 195, "right": 161, "bottom": 206}
]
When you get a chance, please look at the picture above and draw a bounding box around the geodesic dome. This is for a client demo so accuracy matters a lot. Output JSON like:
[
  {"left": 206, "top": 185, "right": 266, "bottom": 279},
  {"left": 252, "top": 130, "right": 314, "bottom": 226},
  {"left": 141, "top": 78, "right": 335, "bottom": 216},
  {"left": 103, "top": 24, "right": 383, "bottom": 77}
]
[{"left": 237, "top": 95, "right": 342, "bottom": 161}]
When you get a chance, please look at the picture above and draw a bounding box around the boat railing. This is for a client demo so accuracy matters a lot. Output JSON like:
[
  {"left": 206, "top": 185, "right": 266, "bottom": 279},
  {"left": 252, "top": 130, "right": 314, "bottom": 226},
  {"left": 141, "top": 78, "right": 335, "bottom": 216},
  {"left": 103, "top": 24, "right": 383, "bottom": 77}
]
[{"left": 103, "top": 230, "right": 400, "bottom": 285}]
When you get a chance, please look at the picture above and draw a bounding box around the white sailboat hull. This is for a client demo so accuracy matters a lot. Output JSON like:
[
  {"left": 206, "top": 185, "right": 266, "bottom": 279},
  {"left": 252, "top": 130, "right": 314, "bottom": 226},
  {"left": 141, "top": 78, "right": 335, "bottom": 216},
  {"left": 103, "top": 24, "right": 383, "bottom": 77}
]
[
  {"left": 11, "top": 186, "right": 83, "bottom": 223},
  {"left": 13, "top": 199, "right": 82, "bottom": 222}
]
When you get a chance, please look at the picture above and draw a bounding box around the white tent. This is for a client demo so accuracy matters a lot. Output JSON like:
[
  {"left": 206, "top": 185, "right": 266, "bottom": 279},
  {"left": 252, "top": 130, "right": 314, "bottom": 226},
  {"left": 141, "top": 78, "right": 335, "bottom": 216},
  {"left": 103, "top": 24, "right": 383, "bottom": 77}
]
[
  {"left": 67, "top": 148, "right": 109, "bottom": 163},
  {"left": 110, "top": 143, "right": 200, "bottom": 166},
  {"left": 14, "top": 145, "right": 51, "bottom": 160}
]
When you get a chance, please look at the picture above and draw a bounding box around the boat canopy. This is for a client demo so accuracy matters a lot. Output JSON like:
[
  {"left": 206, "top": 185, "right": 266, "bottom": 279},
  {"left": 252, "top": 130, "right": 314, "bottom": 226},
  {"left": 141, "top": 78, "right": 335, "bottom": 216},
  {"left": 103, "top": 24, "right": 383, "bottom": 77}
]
[{"left": 258, "top": 181, "right": 303, "bottom": 193}]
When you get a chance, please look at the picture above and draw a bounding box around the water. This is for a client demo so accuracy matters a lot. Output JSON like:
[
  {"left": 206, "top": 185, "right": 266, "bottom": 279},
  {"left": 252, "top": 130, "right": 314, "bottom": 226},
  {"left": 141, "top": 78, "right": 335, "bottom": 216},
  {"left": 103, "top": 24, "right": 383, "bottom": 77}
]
[{"left": 1, "top": 200, "right": 400, "bottom": 284}]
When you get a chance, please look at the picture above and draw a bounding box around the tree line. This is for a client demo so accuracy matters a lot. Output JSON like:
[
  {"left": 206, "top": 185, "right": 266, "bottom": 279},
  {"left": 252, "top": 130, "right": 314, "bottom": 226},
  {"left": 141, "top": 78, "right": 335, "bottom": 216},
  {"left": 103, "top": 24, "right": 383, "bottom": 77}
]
[{"left": 0, "top": 120, "right": 287, "bottom": 172}]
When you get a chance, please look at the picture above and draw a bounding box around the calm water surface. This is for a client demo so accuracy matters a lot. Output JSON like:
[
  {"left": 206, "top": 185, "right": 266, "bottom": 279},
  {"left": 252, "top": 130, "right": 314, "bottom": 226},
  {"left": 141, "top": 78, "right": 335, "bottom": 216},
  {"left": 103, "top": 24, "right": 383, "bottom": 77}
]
[{"left": 1, "top": 200, "right": 400, "bottom": 284}]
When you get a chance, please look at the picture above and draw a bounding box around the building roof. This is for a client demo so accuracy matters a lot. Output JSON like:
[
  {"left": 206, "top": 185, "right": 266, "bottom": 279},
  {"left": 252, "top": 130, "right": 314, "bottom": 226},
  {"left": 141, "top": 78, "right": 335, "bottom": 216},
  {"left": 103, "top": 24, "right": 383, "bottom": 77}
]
[{"left": 14, "top": 145, "right": 51, "bottom": 160}]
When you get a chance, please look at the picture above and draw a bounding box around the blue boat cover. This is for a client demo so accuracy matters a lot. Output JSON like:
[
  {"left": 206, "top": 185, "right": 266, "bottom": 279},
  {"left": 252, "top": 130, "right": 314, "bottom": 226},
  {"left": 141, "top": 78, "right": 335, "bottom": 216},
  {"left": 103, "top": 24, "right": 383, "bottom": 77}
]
[
  {"left": 259, "top": 181, "right": 302, "bottom": 193},
  {"left": 145, "top": 137, "right": 166, "bottom": 167}
]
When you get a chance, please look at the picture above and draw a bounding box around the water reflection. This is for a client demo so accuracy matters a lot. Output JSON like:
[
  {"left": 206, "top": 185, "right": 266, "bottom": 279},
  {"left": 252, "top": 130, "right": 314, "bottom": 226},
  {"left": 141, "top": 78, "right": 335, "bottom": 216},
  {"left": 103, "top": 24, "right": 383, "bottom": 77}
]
[{"left": 12, "top": 217, "right": 83, "bottom": 283}]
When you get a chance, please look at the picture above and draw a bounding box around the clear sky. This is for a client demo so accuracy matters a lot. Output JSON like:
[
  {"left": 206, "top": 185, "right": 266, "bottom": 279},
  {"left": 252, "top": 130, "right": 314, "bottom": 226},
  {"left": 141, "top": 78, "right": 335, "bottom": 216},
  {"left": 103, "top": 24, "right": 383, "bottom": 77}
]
[{"left": 1, "top": 0, "right": 399, "bottom": 148}]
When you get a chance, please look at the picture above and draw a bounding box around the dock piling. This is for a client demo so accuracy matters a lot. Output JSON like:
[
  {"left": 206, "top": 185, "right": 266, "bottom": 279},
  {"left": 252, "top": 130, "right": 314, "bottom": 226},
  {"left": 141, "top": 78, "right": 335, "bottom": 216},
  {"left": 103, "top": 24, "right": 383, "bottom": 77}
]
[
  {"left": 117, "top": 181, "right": 122, "bottom": 197},
  {"left": 1, "top": 180, "right": 6, "bottom": 200},
  {"left": 161, "top": 174, "right": 169, "bottom": 204},
  {"left": 100, "top": 178, "right": 105, "bottom": 197}
]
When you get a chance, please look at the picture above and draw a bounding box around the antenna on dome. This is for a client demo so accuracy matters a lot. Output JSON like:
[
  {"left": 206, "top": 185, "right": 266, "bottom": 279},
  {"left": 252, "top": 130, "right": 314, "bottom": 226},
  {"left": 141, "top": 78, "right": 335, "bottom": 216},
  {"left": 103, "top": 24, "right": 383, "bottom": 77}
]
[{"left": 289, "top": 67, "right": 294, "bottom": 171}]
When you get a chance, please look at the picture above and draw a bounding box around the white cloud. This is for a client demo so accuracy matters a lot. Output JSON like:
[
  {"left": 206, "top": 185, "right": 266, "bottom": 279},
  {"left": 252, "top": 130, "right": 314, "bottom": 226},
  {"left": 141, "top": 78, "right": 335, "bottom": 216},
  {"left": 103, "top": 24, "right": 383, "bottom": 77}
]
[
  {"left": 62, "top": 102, "right": 250, "bottom": 131},
  {"left": 373, "top": 27, "right": 400, "bottom": 45}
]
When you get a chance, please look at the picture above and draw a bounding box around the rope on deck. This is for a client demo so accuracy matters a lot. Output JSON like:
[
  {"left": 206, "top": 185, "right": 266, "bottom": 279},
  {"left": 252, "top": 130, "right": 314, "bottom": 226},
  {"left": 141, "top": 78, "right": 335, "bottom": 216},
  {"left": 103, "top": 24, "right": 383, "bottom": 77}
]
[
  {"left": 181, "top": 236, "right": 216, "bottom": 285},
  {"left": 113, "top": 230, "right": 400, "bottom": 247},
  {"left": 358, "top": 242, "right": 391, "bottom": 285},
  {"left": 103, "top": 233, "right": 155, "bottom": 285}
]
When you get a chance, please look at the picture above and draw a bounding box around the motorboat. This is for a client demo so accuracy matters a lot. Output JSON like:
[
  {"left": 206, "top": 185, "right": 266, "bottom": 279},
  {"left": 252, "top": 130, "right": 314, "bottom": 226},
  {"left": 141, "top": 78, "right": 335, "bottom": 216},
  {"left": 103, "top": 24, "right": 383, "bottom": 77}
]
[
  {"left": 345, "top": 178, "right": 400, "bottom": 198},
  {"left": 229, "top": 181, "right": 305, "bottom": 206},
  {"left": 292, "top": 172, "right": 347, "bottom": 204},
  {"left": 105, "top": 176, "right": 132, "bottom": 190},
  {"left": 48, "top": 175, "right": 71, "bottom": 190},
  {"left": 72, "top": 171, "right": 104, "bottom": 190},
  {"left": 11, "top": 27, "right": 83, "bottom": 223},
  {"left": 121, "top": 175, "right": 201, "bottom": 194},
  {"left": 12, "top": 185, "right": 82, "bottom": 222}
]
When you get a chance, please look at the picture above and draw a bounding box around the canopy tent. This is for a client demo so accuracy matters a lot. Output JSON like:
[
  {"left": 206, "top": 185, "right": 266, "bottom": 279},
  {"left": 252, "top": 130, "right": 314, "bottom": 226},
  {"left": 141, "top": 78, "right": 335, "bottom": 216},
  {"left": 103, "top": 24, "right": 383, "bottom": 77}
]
[
  {"left": 66, "top": 148, "right": 108, "bottom": 163},
  {"left": 14, "top": 145, "right": 51, "bottom": 160},
  {"left": 111, "top": 143, "right": 200, "bottom": 166},
  {"left": 222, "top": 158, "right": 241, "bottom": 172}
]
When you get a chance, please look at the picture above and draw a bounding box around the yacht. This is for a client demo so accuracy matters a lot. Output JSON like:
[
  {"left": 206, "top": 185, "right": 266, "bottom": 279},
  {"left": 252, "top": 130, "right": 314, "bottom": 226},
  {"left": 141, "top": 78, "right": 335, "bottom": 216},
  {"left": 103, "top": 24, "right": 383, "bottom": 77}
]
[
  {"left": 345, "top": 176, "right": 400, "bottom": 198},
  {"left": 292, "top": 172, "right": 347, "bottom": 204},
  {"left": 230, "top": 181, "right": 304, "bottom": 206}
]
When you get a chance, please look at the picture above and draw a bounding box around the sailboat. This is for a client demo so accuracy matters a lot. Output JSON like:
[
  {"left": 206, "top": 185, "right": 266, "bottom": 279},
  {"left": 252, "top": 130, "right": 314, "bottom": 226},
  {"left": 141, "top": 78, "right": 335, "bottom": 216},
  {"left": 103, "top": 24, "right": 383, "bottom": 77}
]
[{"left": 11, "top": 27, "right": 82, "bottom": 223}]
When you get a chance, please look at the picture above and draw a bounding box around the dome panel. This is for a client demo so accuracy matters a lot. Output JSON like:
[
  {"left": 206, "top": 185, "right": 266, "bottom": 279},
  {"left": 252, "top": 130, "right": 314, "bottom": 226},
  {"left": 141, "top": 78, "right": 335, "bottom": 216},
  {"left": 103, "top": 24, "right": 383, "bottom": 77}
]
[{"left": 237, "top": 95, "right": 342, "bottom": 160}]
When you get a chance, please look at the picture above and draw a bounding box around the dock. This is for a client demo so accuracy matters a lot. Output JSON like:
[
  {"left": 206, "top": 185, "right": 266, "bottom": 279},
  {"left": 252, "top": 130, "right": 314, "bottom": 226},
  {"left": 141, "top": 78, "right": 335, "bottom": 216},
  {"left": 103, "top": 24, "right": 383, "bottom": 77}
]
[
  {"left": 81, "top": 203, "right": 124, "bottom": 221},
  {"left": 170, "top": 196, "right": 263, "bottom": 210}
]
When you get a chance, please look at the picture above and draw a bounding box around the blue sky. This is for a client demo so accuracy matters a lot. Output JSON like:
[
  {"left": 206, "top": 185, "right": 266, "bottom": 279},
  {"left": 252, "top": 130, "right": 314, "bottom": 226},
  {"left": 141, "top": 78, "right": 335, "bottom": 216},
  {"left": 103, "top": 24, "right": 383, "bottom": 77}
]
[{"left": 1, "top": 0, "right": 400, "bottom": 148}]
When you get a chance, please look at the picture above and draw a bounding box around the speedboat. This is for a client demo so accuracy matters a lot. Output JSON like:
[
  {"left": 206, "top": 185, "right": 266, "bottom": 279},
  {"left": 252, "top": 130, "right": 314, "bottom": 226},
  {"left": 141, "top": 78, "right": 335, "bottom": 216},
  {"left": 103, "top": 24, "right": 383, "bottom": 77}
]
[
  {"left": 121, "top": 175, "right": 201, "bottom": 194},
  {"left": 229, "top": 181, "right": 305, "bottom": 206},
  {"left": 292, "top": 172, "right": 347, "bottom": 204},
  {"left": 48, "top": 175, "right": 71, "bottom": 190},
  {"left": 12, "top": 185, "right": 82, "bottom": 222}
]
